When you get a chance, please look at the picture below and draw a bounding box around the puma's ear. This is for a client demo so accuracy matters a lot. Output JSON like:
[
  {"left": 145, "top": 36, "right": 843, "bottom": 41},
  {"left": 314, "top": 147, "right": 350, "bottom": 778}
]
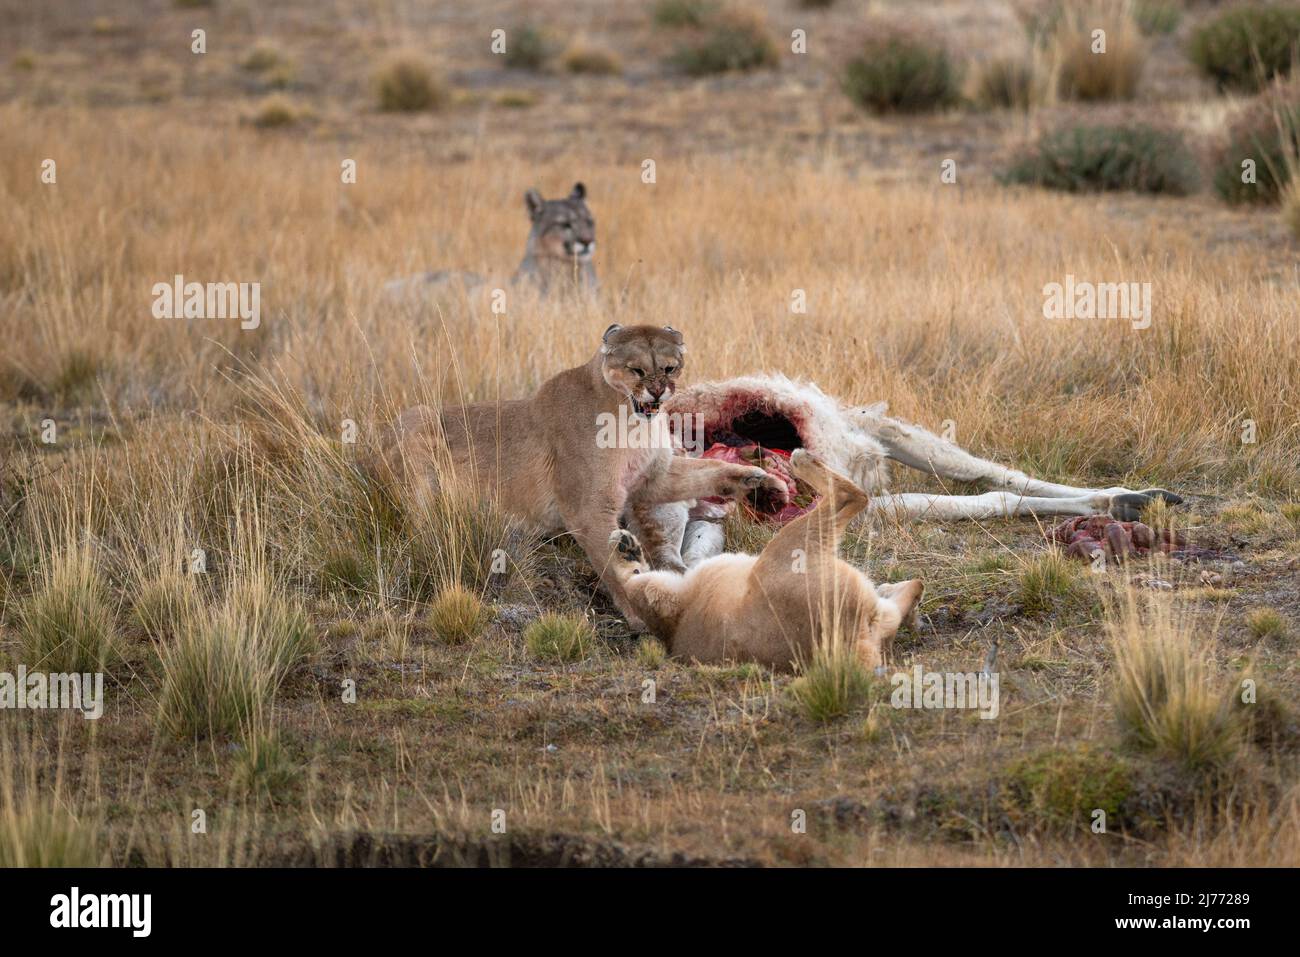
[
  {"left": 525, "top": 189, "right": 544, "bottom": 219},
  {"left": 600, "top": 323, "right": 622, "bottom": 353},
  {"left": 663, "top": 325, "right": 684, "bottom": 345},
  {"left": 569, "top": 182, "right": 586, "bottom": 200}
]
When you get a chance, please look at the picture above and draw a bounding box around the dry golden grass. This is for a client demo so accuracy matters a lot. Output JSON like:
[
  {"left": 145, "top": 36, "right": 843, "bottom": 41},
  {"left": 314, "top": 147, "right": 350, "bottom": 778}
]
[
  {"left": 3, "top": 104, "right": 1296, "bottom": 497},
  {"left": 1039, "top": 0, "right": 1147, "bottom": 102}
]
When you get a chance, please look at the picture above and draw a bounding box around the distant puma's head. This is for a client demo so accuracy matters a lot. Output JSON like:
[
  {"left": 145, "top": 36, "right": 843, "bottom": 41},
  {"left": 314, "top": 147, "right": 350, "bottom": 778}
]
[
  {"left": 598, "top": 323, "right": 685, "bottom": 416},
  {"left": 523, "top": 182, "right": 596, "bottom": 265}
]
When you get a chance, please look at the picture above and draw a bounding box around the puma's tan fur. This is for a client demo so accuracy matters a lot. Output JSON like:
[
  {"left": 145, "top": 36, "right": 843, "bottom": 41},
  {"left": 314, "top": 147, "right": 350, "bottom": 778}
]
[
  {"left": 609, "top": 450, "right": 923, "bottom": 671},
  {"left": 382, "top": 324, "right": 786, "bottom": 625}
]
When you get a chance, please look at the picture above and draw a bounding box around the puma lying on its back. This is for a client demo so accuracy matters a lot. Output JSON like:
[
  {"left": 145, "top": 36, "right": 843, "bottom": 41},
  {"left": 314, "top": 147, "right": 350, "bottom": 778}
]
[
  {"left": 608, "top": 450, "right": 924, "bottom": 672},
  {"left": 382, "top": 324, "right": 787, "bottom": 626},
  {"left": 385, "top": 182, "right": 597, "bottom": 297}
]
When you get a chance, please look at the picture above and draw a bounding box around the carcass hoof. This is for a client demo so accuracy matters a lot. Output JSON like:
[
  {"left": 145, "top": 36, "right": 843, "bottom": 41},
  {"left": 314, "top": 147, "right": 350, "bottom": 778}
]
[{"left": 1109, "top": 489, "right": 1183, "bottom": 522}]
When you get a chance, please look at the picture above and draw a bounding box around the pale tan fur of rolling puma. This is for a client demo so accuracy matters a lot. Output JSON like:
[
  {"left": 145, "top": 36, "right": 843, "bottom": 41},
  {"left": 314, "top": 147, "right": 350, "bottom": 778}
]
[{"left": 608, "top": 450, "right": 924, "bottom": 671}]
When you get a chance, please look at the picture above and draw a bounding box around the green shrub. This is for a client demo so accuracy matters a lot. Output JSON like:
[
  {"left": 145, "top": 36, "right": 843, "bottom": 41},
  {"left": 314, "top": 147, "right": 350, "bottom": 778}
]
[
  {"left": 669, "top": 8, "right": 778, "bottom": 76},
  {"left": 233, "top": 733, "right": 299, "bottom": 799},
  {"left": 653, "top": 0, "right": 717, "bottom": 28},
  {"left": 1133, "top": 0, "right": 1181, "bottom": 37},
  {"left": 842, "top": 28, "right": 959, "bottom": 113},
  {"left": 504, "top": 24, "right": 554, "bottom": 71},
  {"left": 1003, "top": 745, "right": 1133, "bottom": 832},
  {"left": 524, "top": 612, "right": 595, "bottom": 663},
  {"left": 374, "top": 54, "right": 447, "bottom": 112},
  {"left": 1189, "top": 4, "right": 1300, "bottom": 93},
  {"left": 1001, "top": 123, "right": 1199, "bottom": 195},
  {"left": 1211, "top": 86, "right": 1300, "bottom": 204}
]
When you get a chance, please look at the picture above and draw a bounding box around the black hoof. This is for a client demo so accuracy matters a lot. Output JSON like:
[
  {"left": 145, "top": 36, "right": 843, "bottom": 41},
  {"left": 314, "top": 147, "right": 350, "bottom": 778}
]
[
  {"left": 1109, "top": 489, "right": 1184, "bottom": 522},
  {"left": 1139, "top": 488, "right": 1184, "bottom": 507}
]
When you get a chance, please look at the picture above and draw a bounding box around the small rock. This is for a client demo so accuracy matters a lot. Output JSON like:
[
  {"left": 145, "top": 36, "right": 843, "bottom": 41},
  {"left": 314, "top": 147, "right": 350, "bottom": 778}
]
[{"left": 1231, "top": 561, "right": 1248, "bottom": 575}]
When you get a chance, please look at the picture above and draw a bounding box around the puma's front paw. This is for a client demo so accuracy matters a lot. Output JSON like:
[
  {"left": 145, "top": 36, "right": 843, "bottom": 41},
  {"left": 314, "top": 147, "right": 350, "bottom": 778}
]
[
  {"left": 608, "top": 528, "right": 646, "bottom": 568},
  {"left": 741, "top": 468, "right": 790, "bottom": 508}
]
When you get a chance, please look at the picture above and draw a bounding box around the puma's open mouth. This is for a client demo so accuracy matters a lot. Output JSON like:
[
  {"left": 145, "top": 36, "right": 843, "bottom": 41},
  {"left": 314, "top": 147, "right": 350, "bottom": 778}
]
[{"left": 631, "top": 397, "right": 661, "bottom": 417}]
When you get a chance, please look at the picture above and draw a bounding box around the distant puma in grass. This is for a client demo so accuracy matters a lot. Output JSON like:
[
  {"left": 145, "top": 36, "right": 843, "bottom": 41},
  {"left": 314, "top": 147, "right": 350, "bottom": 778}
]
[{"left": 385, "top": 182, "right": 597, "bottom": 297}]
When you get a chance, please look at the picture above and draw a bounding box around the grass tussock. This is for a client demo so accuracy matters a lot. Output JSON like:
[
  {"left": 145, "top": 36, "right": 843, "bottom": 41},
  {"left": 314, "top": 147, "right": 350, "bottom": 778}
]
[
  {"left": 374, "top": 54, "right": 448, "bottom": 112},
  {"left": 1110, "top": 594, "right": 1242, "bottom": 772},
  {"left": 1285, "top": 181, "right": 1300, "bottom": 238},
  {"left": 1246, "top": 607, "right": 1288, "bottom": 642},
  {"left": 232, "top": 733, "right": 299, "bottom": 799},
  {"left": 1018, "top": 549, "right": 1092, "bottom": 616},
  {"left": 973, "top": 55, "right": 1041, "bottom": 110},
  {"left": 241, "top": 41, "right": 289, "bottom": 74},
  {"left": 132, "top": 569, "right": 202, "bottom": 642},
  {"left": 561, "top": 39, "right": 622, "bottom": 76},
  {"left": 250, "top": 95, "right": 300, "bottom": 129},
  {"left": 524, "top": 612, "right": 595, "bottom": 663},
  {"left": 17, "top": 545, "right": 117, "bottom": 673},
  {"left": 0, "top": 729, "right": 101, "bottom": 867},
  {"left": 426, "top": 585, "right": 489, "bottom": 645},
  {"left": 156, "top": 558, "right": 313, "bottom": 740},
  {"left": 1132, "top": 0, "right": 1180, "bottom": 37},
  {"left": 1040, "top": 0, "right": 1147, "bottom": 102},
  {"left": 790, "top": 626, "right": 874, "bottom": 722},
  {"left": 635, "top": 637, "right": 668, "bottom": 668}
]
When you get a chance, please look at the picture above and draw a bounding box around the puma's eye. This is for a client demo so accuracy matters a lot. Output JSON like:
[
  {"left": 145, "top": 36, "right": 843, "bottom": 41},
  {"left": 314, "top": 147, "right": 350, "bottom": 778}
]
[
  {"left": 664, "top": 365, "right": 677, "bottom": 375},
  {"left": 629, "top": 367, "right": 646, "bottom": 377}
]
